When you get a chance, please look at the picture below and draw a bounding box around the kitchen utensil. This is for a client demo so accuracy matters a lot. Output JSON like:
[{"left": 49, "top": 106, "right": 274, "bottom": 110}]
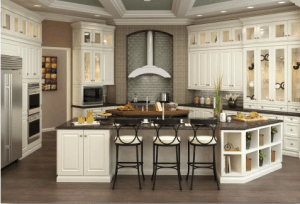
[
  {"left": 167, "top": 102, "right": 178, "bottom": 111},
  {"left": 161, "top": 93, "right": 169, "bottom": 102},
  {"left": 220, "top": 112, "right": 227, "bottom": 123},
  {"left": 200, "top": 96, "right": 205, "bottom": 105}
]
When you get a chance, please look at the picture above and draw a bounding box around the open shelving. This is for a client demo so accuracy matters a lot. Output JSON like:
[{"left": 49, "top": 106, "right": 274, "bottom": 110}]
[{"left": 259, "top": 127, "right": 271, "bottom": 149}]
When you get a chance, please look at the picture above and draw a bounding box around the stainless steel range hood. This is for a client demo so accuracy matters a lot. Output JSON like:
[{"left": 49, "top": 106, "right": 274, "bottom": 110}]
[{"left": 128, "top": 31, "right": 171, "bottom": 78}]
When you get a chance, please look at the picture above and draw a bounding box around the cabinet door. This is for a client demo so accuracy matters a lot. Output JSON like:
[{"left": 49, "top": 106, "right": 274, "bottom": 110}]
[
  {"left": 231, "top": 49, "right": 243, "bottom": 91},
  {"left": 34, "top": 23, "right": 41, "bottom": 42},
  {"left": 288, "top": 19, "right": 300, "bottom": 41},
  {"left": 102, "top": 51, "right": 114, "bottom": 85},
  {"left": 1, "top": 9, "right": 12, "bottom": 34},
  {"left": 188, "top": 52, "right": 197, "bottom": 88},
  {"left": 243, "top": 25, "right": 257, "bottom": 43},
  {"left": 34, "top": 47, "right": 42, "bottom": 78},
  {"left": 188, "top": 32, "right": 198, "bottom": 47},
  {"left": 244, "top": 48, "right": 257, "bottom": 103},
  {"left": 257, "top": 23, "right": 272, "bottom": 42},
  {"left": 258, "top": 47, "right": 272, "bottom": 104},
  {"left": 203, "top": 109, "right": 214, "bottom": 118},
  {"left": 13, "top": 15, "right": 20, "bottom": 37},
  {"left": 198, "top": 51, "right": 208, "bottom": 88},
  {"left": 207, "top": 30, "right": 219, "bottom": 46},
  {"left": 84, "top": 130, "right": 109, "bottom": 176},
  {"left": 92, "top": 30, "right": 103, "bottom": 47},
  {"left": 273, "top": 46, "right": 287, "bottom": 105},
  {"left": 198, "top": 31, "right": 208, "bottom": 47},
  {"left": 231, "top": 27, "right": 243, "bottom": 45},
  {"left": 208, "top": 50, "right": 219, "bottom": 88},
  {"left": 21, "top": 45, "right": 29, "bottom": 78},
  {"left": 28, "top": 21, "right": 34, "bottom": 39},
  {"left": 27, "top": 46, "right": 34, "bottom": 77},
  {"left": 219, "top": 28, "right": 232, "bottom": 46},
  {"left": 57, "top": 130, "right": 84, "bottom": 176},
  {"left": 19, "top": 17, "right": 27, "bottom": 37},
  {"left": 93, "top": 51, "right": 102, "bottom": 83},
  {"left": 287, "top": 45, "right": 300, "bottom": 106},
  {"left": 273, "top": 21, "right": 288, "bottom": 41},
  {"left": 81, "top": 50, "right": 93, "bottom": 84},
  {"left": 194, "top": 109, "right": 202, "bottom": 118},
  {"left": 103, "top": 32, "right": 114, "bottom": 47},
  {"left": 220, "top": 49, "right": 232, "bottom": 90},
  {"left": 82, "top": 29, "right": 93, "bottom": 46}
]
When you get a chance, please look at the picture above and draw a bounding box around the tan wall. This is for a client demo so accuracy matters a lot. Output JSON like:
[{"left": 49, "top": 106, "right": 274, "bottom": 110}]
[
  {"left": 42, "top": 49, "right": 68, "bottom": 129},
  {"left": 42, "top": 20, "right": 72, "bottom": 48},
  {"left": 107, "top": 25, "right": 193, "bottom": 104}
]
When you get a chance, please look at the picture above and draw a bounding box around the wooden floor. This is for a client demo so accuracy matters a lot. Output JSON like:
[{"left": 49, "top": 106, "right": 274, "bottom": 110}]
[{"left": 1, "top": 131, "right": 300, "bottom": 203}]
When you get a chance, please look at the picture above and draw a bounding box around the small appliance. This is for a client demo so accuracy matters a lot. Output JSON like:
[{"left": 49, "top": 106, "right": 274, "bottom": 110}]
[{"left": 82, "top": 86, "right": 103, "bottom": 106}]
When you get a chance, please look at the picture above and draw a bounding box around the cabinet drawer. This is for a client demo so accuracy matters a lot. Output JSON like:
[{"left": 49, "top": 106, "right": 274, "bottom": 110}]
[
  {"left": 284, "top": 116, "right": 300, "bottom": 124},
  {"left": 244, "top": 103, "right": 257, "bottom": 109},
  {"left": 257, "top": 105, "right": 287, "bottom": 112},
  {"left": 284, "top": 123, "right": 299, "bottom": 137},
  {"left": 288, "top": 107, "right": 300, "bottom": 113},
  {"left": 224, "top": 110, "right": 238, "bottom": 116},
  {"left": 283, "top": 137, "right": 299, "bottom": 152},
  {"left": 260, "top": 114, "right": 284, "bottom": 120}
]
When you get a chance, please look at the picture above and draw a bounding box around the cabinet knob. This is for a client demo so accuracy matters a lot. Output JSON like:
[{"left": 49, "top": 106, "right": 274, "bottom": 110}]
[
  {"left": 33, "top": 73, "right": 36, "bottom": 75},
  {"left": 291, "top": 143, "right": 293, "bottom": 145},
  {"left": 80, "top": 135, "right": 82, "bottom": 137},
  {"left": 288, "top": 100, "right": 290, "bottom": 102},
  {"left": 27, "top": 73, "right": 29, "bottom": 75},
  {"left": 296, "top": 109, "right": 298, "bottom": 111},
  {"left": 3, "top": 26, "right": 6, "bottom": 28},
  {"left": 285, "top": 35, "right": 287, "bottom": 37},
  {"left": 20, "top": 31, "right": 23, "bottom": 33},
  {"left": 85, "top": 135, "right": 87, "bottom": 137},
  {"left": 291, "top": 129, "right": 293, "bottom": 131},
  {"left": 288, "top": 35, "right": 290, "bottom": 36},
  {"left": 195, "top": 84, "right": 197, "bottom": 85},
  {"left": 34, "top": 35, "right": 36, "bottom": 38}
]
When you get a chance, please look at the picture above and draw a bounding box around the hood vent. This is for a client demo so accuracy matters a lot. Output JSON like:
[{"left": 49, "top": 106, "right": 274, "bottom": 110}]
[{"left": 128, "top": 31, "right": 171, "bottom": 78}]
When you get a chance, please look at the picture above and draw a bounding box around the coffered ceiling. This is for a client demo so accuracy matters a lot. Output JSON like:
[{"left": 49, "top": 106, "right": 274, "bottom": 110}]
[{"left": 9, "top": 0, "right": 298, "bottom": 25}]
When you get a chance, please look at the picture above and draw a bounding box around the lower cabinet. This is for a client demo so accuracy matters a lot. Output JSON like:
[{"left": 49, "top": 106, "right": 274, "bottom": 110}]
[{"left": 57, "top": 130, "right": 110, "bottom": 176}]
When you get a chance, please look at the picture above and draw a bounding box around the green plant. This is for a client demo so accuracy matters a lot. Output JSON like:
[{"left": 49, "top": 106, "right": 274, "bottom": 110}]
[
  {"left": 259, "top": 152, "right": 266, "bottom": 160},
  {"left": 175, "top": 99, "right": 180, "bottom": 104},
  {"left": 214, "top": 72, "right": 223, "bottom": 115},
  {"left": 246, "top": 132, "right": 253, "bottom": 141},
  {"left": 271, "top": 127, "right": 278, "bottom": 135}
]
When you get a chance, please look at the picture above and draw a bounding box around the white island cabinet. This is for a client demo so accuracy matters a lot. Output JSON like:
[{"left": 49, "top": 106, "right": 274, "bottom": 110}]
[{"left": 57, "top": 130, "right": 113, "bottom": 182}]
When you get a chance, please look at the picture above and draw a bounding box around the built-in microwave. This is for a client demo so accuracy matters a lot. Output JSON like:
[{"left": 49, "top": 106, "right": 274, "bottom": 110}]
[
  {"left": 28, "top": 83, "right": 40, "bottom": 115},
  {"left": 82, "top": 86, "right": 103, "bottom": 106},
  {"left": 28, "top": 112, "right": 40, "bottom": 144}
]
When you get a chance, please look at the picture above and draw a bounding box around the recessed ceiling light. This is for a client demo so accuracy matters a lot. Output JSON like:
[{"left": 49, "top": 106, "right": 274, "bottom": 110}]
[
  {"left": 220, "top": 11, "right": 227, "bottom": 13},
  {"left": 95, "top": 15, "right": 101, "bottom": 17},
  {"left": 34, "top": 5, "right": 41, "bottom": 7},
  {"left": 144, "top": 0, "right": 151, "bottom": 1},
  {"left": 197, "top": 15, "right": 202, "bottom": 17},
  {"left": 247, "top": 6, "right": 254, "bottom": 9},
  {"left": 278, "top": 1, "right": 286, "bottom": 3}
]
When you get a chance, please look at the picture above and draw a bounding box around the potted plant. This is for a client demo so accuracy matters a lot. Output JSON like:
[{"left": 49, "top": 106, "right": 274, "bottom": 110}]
[
  {"left": 224, "top": 93, "right": 240, "bottom": 108},
  {"left": 271, "top": 127, "right": 277, "bottom": 143},
  {"left": 259, "top": 152, "right": 266, "bottom": 166},
  {"left": 246, "top": 132, "right": 253, "bottom": 150}
]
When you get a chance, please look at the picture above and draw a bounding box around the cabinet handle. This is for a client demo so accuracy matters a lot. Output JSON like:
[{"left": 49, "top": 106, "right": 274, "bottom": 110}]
[
  {"left": 34, "top": 35, "right": 36, "bottom": 38},
  {"left": 3, "top": 26, "right": 6, "bottom": 28},
  {"left": 33, "top": 73, "right": 36, "bottom": 75},
  {"left": 288, "top": 35, "right": 290, "bottom": 36},
  {"left": 85, "top": 135, "right": 87, "bottom": 137},
  {"left": 20, "top": 31, "right": 23, "bottom": 33},
  {"left": 27, "top": 73, "right": 29, "bottom": 75},
  {"left": 285, "top": 35, "right": 287, "bottom": 37},
  {"left": 291, "top": 143, "right": 293, "bottom": 145},
  {"left": 296, "top": 109, "right": 298, "bottom": 111},
  {"left": 80, "top": 135, "right": 82, "bottom": 137},
  {"left": 291, "top": 129, "right": 293, "bottom": 131},
  {"left": 288, "top": 100, "right": 290, "bottom": 102}
]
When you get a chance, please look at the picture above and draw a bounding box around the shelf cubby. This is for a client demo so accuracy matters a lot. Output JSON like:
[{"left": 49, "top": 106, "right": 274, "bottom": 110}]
[
  {"left": 222, "top": 154, "right": 242, "bottom": 177},
  {"left": 271, "top": 124, "right": 282, "bottom": 144},
  {"left": 246, "top": 151, "right": 259, "bottom": 174},
  {"left": 224, "top": 132, "right": 241, "bottom": 152},
  {"left": 259, "top": 127, "right": 271, "bottom": 148},
  {"left": 259, "top": 147, "right": 271, "bottom": 168},
  {"left": 271, "top": 144, "right": 282, "bottom": 163},
  {"left": 246, "top": 129, "right": 259, "bottom": 152}
]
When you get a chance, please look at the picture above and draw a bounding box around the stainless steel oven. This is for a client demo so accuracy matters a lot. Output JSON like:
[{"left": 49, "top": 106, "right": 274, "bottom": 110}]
[
  {"left": 28, "top": 112, "right": 40, "bottom": 144},
  {"left": 82, "top": 86, "right": 103, "bottom": 106},
  {"left": 28, "top": 83, "right": 40, "bottom": 115}
]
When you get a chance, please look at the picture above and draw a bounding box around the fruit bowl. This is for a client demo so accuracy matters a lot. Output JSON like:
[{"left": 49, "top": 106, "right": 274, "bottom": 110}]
[{"left": 167, "top": 102, "right": 178, "bottom": 111}]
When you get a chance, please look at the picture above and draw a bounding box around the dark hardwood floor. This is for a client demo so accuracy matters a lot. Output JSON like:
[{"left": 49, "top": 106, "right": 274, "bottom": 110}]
[{"left": 1, "top": 131, "right": 300, "bottom": 203}]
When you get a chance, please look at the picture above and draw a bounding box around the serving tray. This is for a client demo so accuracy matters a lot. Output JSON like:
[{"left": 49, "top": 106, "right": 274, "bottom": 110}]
[
  {"left": 232, "top": 117, "right": 269, "bottom": 122},
  {"left": 72, "top": 121, "right": 100, "bottom": 126}
]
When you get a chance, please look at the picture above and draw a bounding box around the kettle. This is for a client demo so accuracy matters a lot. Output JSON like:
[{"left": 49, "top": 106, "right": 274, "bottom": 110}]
[{"left": 161, "top": 93, "right": 169, "bottom": 102}]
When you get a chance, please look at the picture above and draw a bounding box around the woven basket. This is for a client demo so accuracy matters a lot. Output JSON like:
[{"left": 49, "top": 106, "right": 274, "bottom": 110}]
[
  {"left": 246, "top": 157, "right": 251, "bottom": 171},
  {"left": 271, "top": 150, "right": 276, "bottom": 162},
  {"left": 259, "top": 134, "right": 264, "bottom": 146}
]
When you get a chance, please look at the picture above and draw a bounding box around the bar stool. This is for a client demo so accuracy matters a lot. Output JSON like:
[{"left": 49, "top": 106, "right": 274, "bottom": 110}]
[
  {"left": 186, "top": 118, "right": 220, "bottom": 190},
  {"left": 112, "top": 119, "right": 145, "bottom": 190},
  {"left": 151, "top": 119, "right": 182, "bottom": 190}
]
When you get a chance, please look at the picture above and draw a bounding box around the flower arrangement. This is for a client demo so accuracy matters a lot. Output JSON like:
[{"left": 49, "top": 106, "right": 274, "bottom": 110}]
[{"left": 224, "top": 93, "right": 240, "bottom": 101}]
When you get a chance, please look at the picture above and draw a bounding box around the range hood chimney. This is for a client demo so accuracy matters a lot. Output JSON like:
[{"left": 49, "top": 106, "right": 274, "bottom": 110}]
[{"left": 128, "top": 31, "right": 171, "bottom": 78}]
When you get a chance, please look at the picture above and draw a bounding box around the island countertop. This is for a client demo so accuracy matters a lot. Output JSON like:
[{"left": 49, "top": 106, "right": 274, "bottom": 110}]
[{"left": 56, "top": 117, "right": 283, "bottom": 130}]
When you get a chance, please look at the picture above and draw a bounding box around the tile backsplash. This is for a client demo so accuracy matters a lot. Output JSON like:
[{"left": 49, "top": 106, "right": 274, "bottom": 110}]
[
  {"left": 127, "top": 31, "right": 173, "bottom": 102},
  {"left": 194, "top": 90, "right": 243, "bottom": 107}
]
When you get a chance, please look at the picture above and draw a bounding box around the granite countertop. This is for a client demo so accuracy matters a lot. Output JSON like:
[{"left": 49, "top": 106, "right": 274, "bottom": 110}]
[{"left": 56, "top": 117, "right": 283, "bottom": 131}]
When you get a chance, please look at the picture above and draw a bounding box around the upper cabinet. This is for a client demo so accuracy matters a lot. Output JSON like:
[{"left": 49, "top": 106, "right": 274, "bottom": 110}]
[
  {"left": 198, "top": 30, "right": 219, "bottom": 47},
  {"left": 243, "top": 23, "right": 272, "bottom": 44},
  {"left": 71, "top": 22, "right": 115, "bottom": 48},
  {"left": 219, "top": 27, "right": 243, "bottom": 45}
]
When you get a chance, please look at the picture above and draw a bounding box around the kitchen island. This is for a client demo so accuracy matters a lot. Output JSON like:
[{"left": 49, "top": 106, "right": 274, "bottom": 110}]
[{"left": 56, "top": 117, "right": 283, "bottom": 184}]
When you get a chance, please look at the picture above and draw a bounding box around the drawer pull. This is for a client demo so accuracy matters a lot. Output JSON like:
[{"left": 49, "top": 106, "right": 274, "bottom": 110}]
[
  {"left": 85, "top": 135, "right": 87, "bottom": 137},
  {"left": 296, "top": 109, "right": 298, "bottom": 111},
  {"left": 3, "top": 26, "right": 7, "bottom": 28},
  {"left": 20, "top": 31, "right": 23, "bottom": 33},
  {"left": 291, "top": 143, "right": 293, "bottom": 145},
  {"left": 80, "top": 135, "right": 82, "bottom": 137},
  {"left": 291, "top": 129, "right": 293, "bottom": 131}
]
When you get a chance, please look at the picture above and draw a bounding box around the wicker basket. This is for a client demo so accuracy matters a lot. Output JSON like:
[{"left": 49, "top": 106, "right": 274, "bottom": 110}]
[
  {"left": 259, "top": 134, "right": 264, "bottom": 146},
  {"left": 271, "top": 150, "right": 276, "bottom": 162},
  {"left": 246, "top": 157, "right": 251, "bottom": 171}
]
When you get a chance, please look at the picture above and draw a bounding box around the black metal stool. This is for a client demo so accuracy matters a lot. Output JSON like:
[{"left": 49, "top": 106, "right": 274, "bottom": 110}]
[
  {"left": 186, "top": 118, "right": 220, "bottom": 190},
  {"left": 151, "top": 119, "right": 182, "bottom": 190},
  {"left": 112, "top": 119, "right": 145, "bottom": 190}
]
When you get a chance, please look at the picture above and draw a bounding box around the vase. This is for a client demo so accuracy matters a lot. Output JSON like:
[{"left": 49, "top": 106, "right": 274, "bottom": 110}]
[
  {"left": 214, "top": 87, "right": 222, "bottom": 118},
  {"left": 246, "top": 140, "right": 251, "bottom": 149},
  {"left": 271, "top": 133, "right": 274, "bottom": 143},
  {"left": 259, "top": 159, "right": 264, "bottom": 167},
  {"left": 228, "top": 100, "right": 237, "bottom": 108}
]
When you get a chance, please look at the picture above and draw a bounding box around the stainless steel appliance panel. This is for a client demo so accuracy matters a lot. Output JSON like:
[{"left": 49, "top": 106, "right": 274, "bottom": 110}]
[{"left": 82, "top": 86, "right": 103, "bottom": 106}]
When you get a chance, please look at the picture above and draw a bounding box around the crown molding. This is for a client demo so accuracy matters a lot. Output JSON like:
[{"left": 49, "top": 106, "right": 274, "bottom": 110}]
[
  {"left": 38, "top": 0, "right": 111, "bottom": 16},
  {"left": 187, "top": 20, "right": 243, "bottom": 31},
  {"left": 187, "top": 0, "right": 286, "bottom": 16},
  {"left": 193, "top": 5, "right": 299, "bottom": 25},
  {"left": 290, "top": 0, "right": 300, "bottom": 7},
  {"left": 112, "top": 18, "right": 193, "bottom": 25},
  {"left": 36, "top": 12, "right": 107, "bottom": 24},
  {"left": 123, "top": 10, "right": 176, "bottom": 18},
  {"left": 171, "top": 0, "right": 181, "bottom": 16},
  {"left": 111, "top": 0, "right": 126, "bottom": 16}
]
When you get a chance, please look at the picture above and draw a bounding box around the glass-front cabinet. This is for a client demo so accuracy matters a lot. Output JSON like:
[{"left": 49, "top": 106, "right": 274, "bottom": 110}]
[
  {"left": 189, "top": 32, "right": 197, "bottom": 47},
  {"left": 93, "top": 30, "right": 102, "bottom": 46},
  {"left": 244, "top": 48, "right": 257, "bottom": 103},
  {"left": 94, "top": 51, "right": 101, "bottom": 83},
  {"left": 81, "top": 50, "right": 104, "bottom": 84},
  {"left": 198, "top": 30, "right": 219, "bottom": 47},
  {"left": 257, "top": 24, "right": 272, "bottom": 42},
  {"left": 273, "top": 46, "right": 287, "bottom": 105},
  {"left": 244, "top": 25, "right": 256, "bottom": 43},
  {"left": 2, "top": 9, "right": 12, "bottom": 34},
  {"left": 288, "top": 45, "right": 300, "bottom": 106},
  {"left": 82, "top": 29, "right": 93, "bottom": 45},
  {"left": 82, "top": 51, "right": 92, "bottom": 84},
  {"left": 220, "top": 27, "right": 243, "bottom": 45},
  {"left": 274, "top": 21, "right": 288, "bottom": 41},
  {"left": 288, "top": 20, "right": 300, "bottom": 41},
  {"left": 103, "top": 32, "right": 113, "bottom": 46},
  {"left": 258, "top": 48, "right": 271, "bottom": 103}
]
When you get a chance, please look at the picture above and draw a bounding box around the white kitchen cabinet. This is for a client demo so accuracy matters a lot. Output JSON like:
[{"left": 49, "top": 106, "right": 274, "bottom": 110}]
[
  {"left": 202, "top": 109, "right": 214, "bottom": 118},
  {"left": 188, "top": 32, "right": 197, "bottom": 47},
  {"left": 188, "top": 51, "right": 198, "bottom": 89},
  {"left": 243, "top": 23, "right": 272, "bottom": 44},
  {"left": 287, "top": 45, "right": 300, "bottom": 108},
  {"left": 283, "top": 137, "right": 299, "bottom": 152},
  {"left": 57, "top": 130, "right": 111, "bottom": 177},
  {"left": 197, "top": 51, "right": 208, "bottom": 89},
  {"left": 102, "top": 51, "right": 114, "bottom": 85},
  {"left": 57, "top": 130, "right": 84, "bottom": 176},
  {"left": 219, "top": 27, "right": 243, "bottom": 45},
  {"left": 244, "top": 48, "right": 257, "bottom": 103},
  {"left": 104, "top": 32, "right": 114, "bottom": 47},
  {"left": 287, "top": 20, "right": 300, "bottom": 41},
  {"left": 1, "top": 8, "right": 12, "bottom": 35},
  {"left": 198, "top": 30, "right": 219, "bottom": 47},
  {"left": 220, "top": 49, "right": 243, "bottom": 91},
  {"left": 273, "top": 21, "right": 288, "bottom": 41},
  {"left": 207, "top": 50, "right": 219, "bottom": 89}
]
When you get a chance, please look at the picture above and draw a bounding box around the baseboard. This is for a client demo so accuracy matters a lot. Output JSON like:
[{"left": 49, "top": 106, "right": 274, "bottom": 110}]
[
  {"left": 283, "top": 150, "right": 299, "bottom": 158},
  {"left": 57, "top": 176, "right": 112, "bottom": 183},
  {"left": 42, "top": 127, "right": 56, "bottom": 132},
  {"left": 19, "top": 143, "right": 42, "bottom": 160}
]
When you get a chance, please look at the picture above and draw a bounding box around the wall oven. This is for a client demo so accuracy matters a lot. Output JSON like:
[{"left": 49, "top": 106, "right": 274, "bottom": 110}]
[
  {"left": 82, "top": 86, "right": 103, "bottom": 106},
  {"left": 28, "top": 112, "right": 40, "bottom": 144},
  {"left": 28, "top": 83, "right": 40, "bottom": 115}
]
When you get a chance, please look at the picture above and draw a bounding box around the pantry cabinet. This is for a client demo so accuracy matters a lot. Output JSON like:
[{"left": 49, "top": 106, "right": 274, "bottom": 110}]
[
  {"left": 21, "top": 45, "right": 41, "bottom": 79},
  {"left": 57, "top": 130, "right": 110, "bottom": 176},
  {"left": 287, "top": 45, "right": 300, "bottom": 107}
]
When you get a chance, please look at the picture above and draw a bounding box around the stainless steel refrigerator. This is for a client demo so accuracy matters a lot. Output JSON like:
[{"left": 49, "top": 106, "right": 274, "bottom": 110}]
[{"left": 1, "top": 55, "right": 22, "bottom": 168}]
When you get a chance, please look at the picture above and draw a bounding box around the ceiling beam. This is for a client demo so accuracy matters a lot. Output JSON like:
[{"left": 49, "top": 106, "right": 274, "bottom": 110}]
[
  {"left": 99, "top": 0, "right": 125, "bottom": 18},
  {"left": 172, "top": 0, "right": 195, "bottom": 17},
  {"left": 290, "top": 0, "right": 300, "bottom": 7}
]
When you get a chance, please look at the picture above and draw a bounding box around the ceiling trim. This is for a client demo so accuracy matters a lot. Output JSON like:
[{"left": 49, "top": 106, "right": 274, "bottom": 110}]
[
  {"left": 290, "top": 0, "right": 300, "bottom": 7},
  {"left": 38, "top": 0, "right": 111, "bottom": 16},
  {"left": 111, "top": 18, "right": 193, "bottom": 25},
  {"left": 123, "top": 10, "right": 176, "bottom": 18},
  {"left": 186, "top": 0, "right": 285, "bottom": 16},
  {"left": 36, "top": 11, "right": 107, "bottom": 24},
  {"left": 171, "top": 0, "right": 181, "bottom": 16}
]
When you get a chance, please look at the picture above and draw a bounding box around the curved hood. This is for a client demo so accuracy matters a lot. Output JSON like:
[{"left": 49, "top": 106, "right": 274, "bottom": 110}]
[{"left": 128, "top": 31, "right": 171, "bottom": 78}]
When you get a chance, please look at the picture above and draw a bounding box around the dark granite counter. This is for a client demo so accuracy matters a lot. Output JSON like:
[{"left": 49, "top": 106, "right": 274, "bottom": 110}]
[{"left": 56, "top": 117, "right": 283, "bottom": 131}]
